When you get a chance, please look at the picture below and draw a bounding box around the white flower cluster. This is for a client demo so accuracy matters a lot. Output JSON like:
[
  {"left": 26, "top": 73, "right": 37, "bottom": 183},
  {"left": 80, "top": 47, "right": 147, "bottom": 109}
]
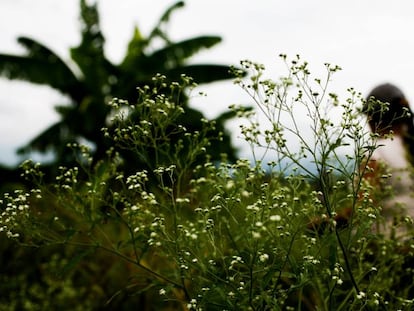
[
  {"left": 126, "top": 170, "right": 149, "bottom": 190},
  {"left": 0, "top": 189, "right": 36, "bottom": 238},
  {"left": 55, "top": 166, "right": 79, "bottom": 190}
]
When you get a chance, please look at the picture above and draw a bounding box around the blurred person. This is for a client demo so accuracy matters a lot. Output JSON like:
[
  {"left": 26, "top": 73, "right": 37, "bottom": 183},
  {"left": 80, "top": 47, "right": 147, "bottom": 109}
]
[{"left": 363, "top": 83, "right": 414, "bottom": 236}]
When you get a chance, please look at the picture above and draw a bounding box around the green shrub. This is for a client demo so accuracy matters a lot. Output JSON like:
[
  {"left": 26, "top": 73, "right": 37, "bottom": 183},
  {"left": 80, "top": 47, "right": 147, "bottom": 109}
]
[{"left": 1, "top": 57, "right": 414, "bottom": 310}]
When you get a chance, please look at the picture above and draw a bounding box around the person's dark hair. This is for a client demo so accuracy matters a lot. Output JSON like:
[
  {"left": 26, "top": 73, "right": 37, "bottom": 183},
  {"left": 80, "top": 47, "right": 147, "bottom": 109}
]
[{"left": 364, "top": 83, "right": 414, "bottom": 164}]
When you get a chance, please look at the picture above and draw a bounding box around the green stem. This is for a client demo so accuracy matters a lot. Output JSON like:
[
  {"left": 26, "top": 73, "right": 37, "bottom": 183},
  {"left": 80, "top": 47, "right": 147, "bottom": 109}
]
[{"left": 335, "top": 229, "right": 360, "bottom": 294}]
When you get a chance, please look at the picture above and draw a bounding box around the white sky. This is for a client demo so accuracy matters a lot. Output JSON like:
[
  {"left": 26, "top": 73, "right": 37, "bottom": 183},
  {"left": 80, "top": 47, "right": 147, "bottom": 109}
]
[{"left": 1, "top": 0, "right": 414, "bottom": 166}]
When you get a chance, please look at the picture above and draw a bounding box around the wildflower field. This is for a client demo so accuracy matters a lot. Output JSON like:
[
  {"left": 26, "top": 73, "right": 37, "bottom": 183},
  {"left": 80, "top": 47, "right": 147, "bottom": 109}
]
[{"left": 1, "top": 56, "right": 414, "bottom": 310}]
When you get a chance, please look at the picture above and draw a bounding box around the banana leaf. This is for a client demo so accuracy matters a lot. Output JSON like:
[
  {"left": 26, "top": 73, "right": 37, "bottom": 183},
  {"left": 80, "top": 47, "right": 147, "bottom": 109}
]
[
  {"left": 0, "top": 37, "right": 83, "bottom": 96},
  {"left": 166, "top": 64, "right": 235, "bottom": 84},
  {"left": 147, "top": 1, "right": 185, "bottom": 43},
  {"left": 0, "top": 53, "right": 83, "bottom": 100},
  {"left": 146, "top": 36, "right": 222, "bottom": 69}
]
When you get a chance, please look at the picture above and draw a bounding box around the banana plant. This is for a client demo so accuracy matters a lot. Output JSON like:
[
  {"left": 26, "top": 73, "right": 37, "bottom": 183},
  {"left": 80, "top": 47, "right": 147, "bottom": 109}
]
[{"left": 0, "top": 0, "right": 239, "bottom": 174}]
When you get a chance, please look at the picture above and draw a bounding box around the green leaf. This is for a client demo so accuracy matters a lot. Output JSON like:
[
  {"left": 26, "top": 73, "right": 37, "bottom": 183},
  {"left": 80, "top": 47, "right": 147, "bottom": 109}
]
[
  {"left": 147, "top": 36, "right": 222, "bottom": 68},
  {"left": 0, "top": 38, "right": 82, "bottom": 98},
  {"left": 18, "top": 121, "right": 68, "bottom": 154},
  {"left": 158, "top": 1, "right": 184, "bottom": 24},
  {"left": 120, "top": 26, "right": 147, "bottom": 70},
  {"left": 166, "top": 64, "right": 234, "bottom": 84},
  {"left": 216, "top": 107, "right": 252, "bottom": 124},
  {"left": 18, "top": 37, "right": 64, "bottom": 62},
  {"left": 147, "top": 1, "right": 185, "bottom": 43}
]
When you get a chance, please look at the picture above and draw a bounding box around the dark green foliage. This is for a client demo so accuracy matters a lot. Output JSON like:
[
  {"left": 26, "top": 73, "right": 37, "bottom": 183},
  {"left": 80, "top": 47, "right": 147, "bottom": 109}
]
[
  {"left": 4, "top": 30, "right": 414, "bottom": 310},
  {"left": 0, "top": 0, "right": 239, "bottom": 175}
]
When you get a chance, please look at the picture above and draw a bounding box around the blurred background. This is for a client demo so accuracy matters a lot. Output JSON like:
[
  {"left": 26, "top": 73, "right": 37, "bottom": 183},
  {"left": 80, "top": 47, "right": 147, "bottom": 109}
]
[{"left": 1, "top": 0, "right": 414, "bottom": 166}]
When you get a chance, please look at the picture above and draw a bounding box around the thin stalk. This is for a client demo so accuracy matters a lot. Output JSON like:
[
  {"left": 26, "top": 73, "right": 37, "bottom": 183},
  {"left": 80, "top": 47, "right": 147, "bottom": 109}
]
[{"left": 335, "top": 229, "right": 360, "bottom": 294}]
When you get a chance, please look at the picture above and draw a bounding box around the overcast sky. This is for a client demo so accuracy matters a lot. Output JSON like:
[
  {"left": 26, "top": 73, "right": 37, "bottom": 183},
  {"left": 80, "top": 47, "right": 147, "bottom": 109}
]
[{"left": 1, "top": 0, "right": 414, "bottom": 166}]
